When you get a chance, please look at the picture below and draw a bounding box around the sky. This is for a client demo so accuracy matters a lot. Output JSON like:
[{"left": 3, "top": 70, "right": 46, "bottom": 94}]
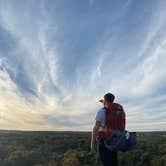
[{"left": 0, "top": 0, "right": 166, "bottom": 131}]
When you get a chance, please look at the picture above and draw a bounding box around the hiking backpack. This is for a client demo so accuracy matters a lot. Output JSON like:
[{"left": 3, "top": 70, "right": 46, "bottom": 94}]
[{"left": 98, "top": 103, "right": 136, "bottom": 152}]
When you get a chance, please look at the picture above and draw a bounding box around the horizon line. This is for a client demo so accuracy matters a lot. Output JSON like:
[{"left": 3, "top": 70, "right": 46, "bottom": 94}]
[{"left": 0, "top": 129, "right": 166, "bottom": 133}]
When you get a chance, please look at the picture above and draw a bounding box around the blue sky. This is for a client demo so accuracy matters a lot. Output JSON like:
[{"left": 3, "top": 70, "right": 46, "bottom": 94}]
[{"left": 0, "top": 0, "right": 166, "bottom": 131}]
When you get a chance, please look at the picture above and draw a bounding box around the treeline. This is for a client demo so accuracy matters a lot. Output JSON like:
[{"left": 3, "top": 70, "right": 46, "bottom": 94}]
[{"left": 0, "top": 131, "right": 165, "bottom": 166}]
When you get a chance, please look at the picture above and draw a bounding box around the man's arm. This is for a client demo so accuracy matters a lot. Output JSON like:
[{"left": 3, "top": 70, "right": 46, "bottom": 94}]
[{"left": 91, "top": 120, "right": 102, "bottom": 152}]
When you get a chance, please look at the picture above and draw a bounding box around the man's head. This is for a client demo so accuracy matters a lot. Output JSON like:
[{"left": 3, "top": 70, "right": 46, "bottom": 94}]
[
  {"left": 104, "top": 93, "right": 115, "bottom": 103},
  {"left": 100, "top": 93, "right": 115, "bottom": 108}
]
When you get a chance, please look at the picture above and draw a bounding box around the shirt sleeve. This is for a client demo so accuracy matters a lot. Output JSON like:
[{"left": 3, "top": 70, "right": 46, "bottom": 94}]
[{"left": 95, "top": 108, "right": 105, "bottom": 122}]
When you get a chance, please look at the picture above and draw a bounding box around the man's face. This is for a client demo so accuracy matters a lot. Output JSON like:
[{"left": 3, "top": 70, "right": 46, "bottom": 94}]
[
  {"left": 99, "top": 99, "right": 110, "bottom": 108},
  {"left": 103, "top": 99, "right": 109, "bottom": 108}
]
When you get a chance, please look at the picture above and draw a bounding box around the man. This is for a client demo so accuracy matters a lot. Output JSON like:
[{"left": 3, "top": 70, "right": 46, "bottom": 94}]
[{"left": 91, "top": 93, "right": 126, "bottom": 166}]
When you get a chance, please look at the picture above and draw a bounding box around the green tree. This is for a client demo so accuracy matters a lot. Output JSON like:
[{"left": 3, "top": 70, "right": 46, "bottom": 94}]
[
  {"left": 62, "top": 149, "right": 80, "bottom": 166},
  {"left": 141, "top": 152, "right": 151, "bottom": 166}
]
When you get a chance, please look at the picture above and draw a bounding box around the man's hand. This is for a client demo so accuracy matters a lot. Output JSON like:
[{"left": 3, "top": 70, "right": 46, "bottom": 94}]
[
  {"left": 91, "top": 120, "right": 101, "bottom": 153},
  {"left": 91, "top": 140, "right": 98, "bottom": 153},
  {"left": 99, "top": 99, "right": 104, "bottom": 103}
]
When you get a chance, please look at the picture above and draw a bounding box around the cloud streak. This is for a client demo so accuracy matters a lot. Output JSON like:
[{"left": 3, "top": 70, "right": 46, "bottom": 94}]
[{"left": 0, "top": 0, "right": 166, "bottom": 131}]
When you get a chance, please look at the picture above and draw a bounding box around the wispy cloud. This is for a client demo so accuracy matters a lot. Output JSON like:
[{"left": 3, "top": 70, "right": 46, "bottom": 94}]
[{"left": 0, "top": 0, "right": 166, "bottom": 131}]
